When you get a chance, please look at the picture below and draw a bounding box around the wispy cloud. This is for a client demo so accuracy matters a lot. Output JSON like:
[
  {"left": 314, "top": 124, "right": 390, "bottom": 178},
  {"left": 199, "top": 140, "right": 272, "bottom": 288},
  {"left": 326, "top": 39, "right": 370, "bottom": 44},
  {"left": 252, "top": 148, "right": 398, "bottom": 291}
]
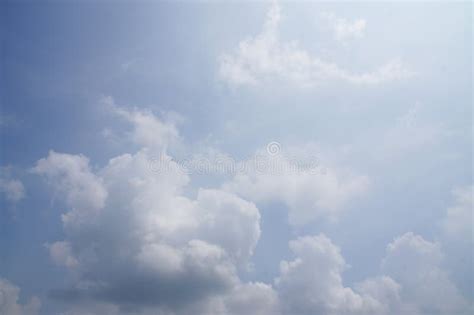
[
  {"left": 219, "top": 2, "right": 414, "bottom": 87},
  {"left": 321, "top": 12, "right": 367, "bottom": 43}
]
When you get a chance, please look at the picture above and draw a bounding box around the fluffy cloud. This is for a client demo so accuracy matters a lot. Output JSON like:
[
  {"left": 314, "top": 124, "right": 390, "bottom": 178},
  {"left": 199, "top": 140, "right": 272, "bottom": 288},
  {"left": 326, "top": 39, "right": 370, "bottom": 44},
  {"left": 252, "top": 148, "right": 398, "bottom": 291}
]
[
  {"left": 0, "top": 278, "right": 41, "bottom": 315},
  {"left": 224, "top": 150, "right": 369, "bottom": 225},
  {"left": 0, "top": 167, "right": 25, "bottom": 203},
  {"left": 276, "top": 234, "right": 383, "bottom": 315},
  {"left": 275, "top": 232, "right": 470, "bottom": 315},
  {"left": 33, "top": 151, "right": 107, "bottom": 228},
  {"left": 102, "top": 96, "right": 180, "bottom": 153},
  {"left": 219, "top": 282, "right": 279, "bottom": 315},
  {"left": 355, "top": 277, "right": 405, "bottom": 315},
  {"left": 382, "top": 232, "right": 470, "bottom": 314},
  {"left": 60, "top": 229, "right": 468, "bottom": 315},
  {"left": 59, "top": 282, "right": 278, "bottom": 315},
  {"left": 0, "top": 178, "right": 25, "bottom": 202},
  {"left": 219, "top": 2, "right": 413, "bottom": 87},
  {"left": 33, "top": 103, "right": 470, "bottom": 315},
  {"left": 34, "top": 107, "right": 262, "bottom": 313}
]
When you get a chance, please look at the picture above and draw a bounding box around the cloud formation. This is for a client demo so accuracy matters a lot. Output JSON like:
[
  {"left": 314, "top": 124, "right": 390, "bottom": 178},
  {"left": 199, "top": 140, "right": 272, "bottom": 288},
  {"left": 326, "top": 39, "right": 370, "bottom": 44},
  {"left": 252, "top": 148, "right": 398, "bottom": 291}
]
[
  {"left": 223, "top": 149, "right": 370, "bottom": 225},
  {"left": 382, "top": 232, "right": 469, "bottom": 314},
  {"left": 276, "top": 234, "right": 382, "bottom": 315},
  {"left": 0, "top": 167, "right": 25, "bottom": 203},
  {"left": 34, "top": 107, "right": 262, "bottom": 313},
  {"left": 33, "top": 102, "right": 470, "bottom": 315},
  {"left": 0, "top": 278, "right": 41, "bottom": 315},
  {"left": 101, "top": 96, "right": 181, "bottom": 153},
  {"left": 219, "top": 2, "right": 413, "bottom": 87},
  {"left": 275, "top": 232, "right": 470, "bottom": 315}
]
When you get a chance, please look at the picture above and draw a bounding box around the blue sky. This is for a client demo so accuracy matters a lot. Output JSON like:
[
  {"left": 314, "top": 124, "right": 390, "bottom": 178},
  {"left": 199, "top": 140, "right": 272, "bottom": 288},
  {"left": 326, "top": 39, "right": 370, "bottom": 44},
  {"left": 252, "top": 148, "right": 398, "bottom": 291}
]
[{"left": 0, "top": 1, "right": 472, "bottom": 315}]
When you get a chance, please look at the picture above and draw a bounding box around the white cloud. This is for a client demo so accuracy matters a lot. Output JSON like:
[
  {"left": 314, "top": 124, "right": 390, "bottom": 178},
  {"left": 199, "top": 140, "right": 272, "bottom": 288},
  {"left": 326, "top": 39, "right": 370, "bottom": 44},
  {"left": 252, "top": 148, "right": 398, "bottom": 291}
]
[
  {"left": 0, "top": 167, "right": 25, "bottom": 203},
  {"left": 0, "top": 278, "right": 41, "bottom": 315},
  {"left": 34, "top": 110, "right": 263, "bottom": 313},
  {"left": 442, "top": 185, "right": 473, "bottom": 240},
  {"left": 194, "top": 189, "right": 261, "bottom": 265},
  {"left": 0, "top": 178, "right": 25, "bottom": 203},
  {"left": 355, "top": 277, "right": 406, "bottom": 315},
  {"left": 32, "top": 151, "right": 108, "bottom": 228},
  {"left": 224, "top": 148, "right": 369, "bottom": 225},
  {"left": 32, "top": 142, "right": 474, "bottom": 315},
  {"left": 382, "top": 232, "right": 470, "bottom": 314},
  {"left": 322, "top": 12, "right": 367, "bottom": 42},
  {"left": 33, "top": 102, "right": 470, "bottom": 315},
  {"left": 276, "top": 234, "right": 384, "bottom": 315},
  {"left": 219, "top": 2, "right": 413, "bottom": 87},
  {"left": 101, "top": 96, "right": 180, "bottom": 154},
  {"left": 47, "top": 230, "right": 473, "bottom": 315},
  {"left": 274, "top": 232, "right": 471, "bottom": 315},
  {"left": 219, "top": 282, "right": 279, "bottom": 315}
]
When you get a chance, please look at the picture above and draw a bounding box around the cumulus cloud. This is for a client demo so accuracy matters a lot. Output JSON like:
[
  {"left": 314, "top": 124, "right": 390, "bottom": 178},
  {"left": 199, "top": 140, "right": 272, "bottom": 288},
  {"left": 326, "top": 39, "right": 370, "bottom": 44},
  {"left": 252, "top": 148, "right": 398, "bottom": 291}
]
[
  {"left": 382, "top": 232, "right": 470, "bottom": 314},
  {"left": 0, "top": 178, "right": 25, "bottom": 202},
  {"left": 32, "top": 145, "right": 474, "bottom": 315},
  {"left": 223, "top": 148, "right": 370, "bottom": 225},
  {"left": 219, "top": 2, "right": 413, "bottom": 87},
  {"left": 101, "top": 96, "right": 180, "bottom": 153},
  {"left": 276, "top": 234, "right": 382, "bottom": 315},
  {"left": 0, "top": 278, "right": 41, "bottom": 315},
  {"left": 60, "top": 282, "right": 278, "bottom": 315},
  {"left": 322, "top": 12, "right": 367, "bottom": 42},
  {"left": 32, "top": 151, "right": 108, "bottom": 228},
  {"left": 34, "top": 108, "right": 263, "bottom": 313},
  {"left": 274, "top": 232, "right": 470, "bottom": 315},
  {"left": 219, "top": 282, "right": 279, "bottom": 315},
  {"left": 0, "top": 167, "right": 25, "bottom": 203},
  {"left": 355, "top": 276, "right": 405, "bottom": 315},
  {"left": 33, "top": 103, "right": 470, "bottom": 315}
]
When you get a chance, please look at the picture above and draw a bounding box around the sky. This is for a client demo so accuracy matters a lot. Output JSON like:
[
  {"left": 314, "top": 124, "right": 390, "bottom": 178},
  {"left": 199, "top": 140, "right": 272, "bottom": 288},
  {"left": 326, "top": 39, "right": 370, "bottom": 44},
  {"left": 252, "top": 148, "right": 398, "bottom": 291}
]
[{"left": 0, "top": 1, "right": 472, "bottom": 315}]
